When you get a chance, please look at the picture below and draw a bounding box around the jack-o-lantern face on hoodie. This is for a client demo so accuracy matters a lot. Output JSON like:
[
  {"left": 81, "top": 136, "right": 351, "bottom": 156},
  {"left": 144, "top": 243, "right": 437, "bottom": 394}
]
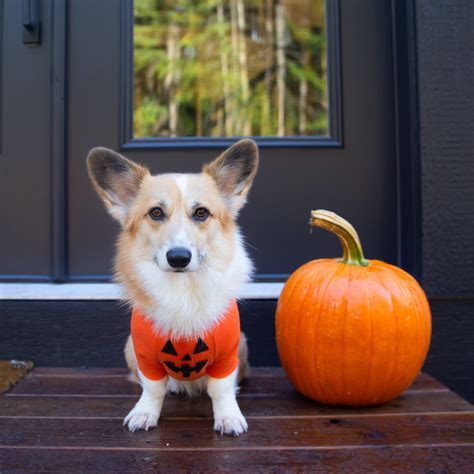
[{"left": 160, "top": 338, "right": 209, "bottom": 378}]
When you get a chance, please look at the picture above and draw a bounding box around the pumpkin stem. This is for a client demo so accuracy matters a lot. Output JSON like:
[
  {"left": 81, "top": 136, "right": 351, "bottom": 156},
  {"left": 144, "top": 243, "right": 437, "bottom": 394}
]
[{"left": 310, "top": 210, "right": 369, "bottom": 266}]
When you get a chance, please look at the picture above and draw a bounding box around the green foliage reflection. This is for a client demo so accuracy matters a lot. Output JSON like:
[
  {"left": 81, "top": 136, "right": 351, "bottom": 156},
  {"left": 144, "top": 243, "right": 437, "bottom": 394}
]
[{"left": 134, "top": 0, "right": 327, "bottom": 138}]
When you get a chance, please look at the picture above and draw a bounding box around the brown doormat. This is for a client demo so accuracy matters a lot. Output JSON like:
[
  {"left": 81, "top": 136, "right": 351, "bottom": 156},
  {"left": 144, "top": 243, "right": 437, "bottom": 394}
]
[{"left": 0, "top": 360, "right": 34, "bottom": 394}]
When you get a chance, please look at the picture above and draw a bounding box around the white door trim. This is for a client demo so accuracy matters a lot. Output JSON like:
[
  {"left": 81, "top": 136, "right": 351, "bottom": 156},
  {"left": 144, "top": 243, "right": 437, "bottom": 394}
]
[{"left": 0, "top": 282, "right": 284, "bottom": 300}]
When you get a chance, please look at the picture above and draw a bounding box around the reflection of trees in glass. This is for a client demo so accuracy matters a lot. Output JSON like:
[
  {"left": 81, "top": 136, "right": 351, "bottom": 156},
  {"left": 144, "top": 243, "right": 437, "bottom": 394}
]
[{"left": 134, "top": 0, "right": 327, "bottom": 138}]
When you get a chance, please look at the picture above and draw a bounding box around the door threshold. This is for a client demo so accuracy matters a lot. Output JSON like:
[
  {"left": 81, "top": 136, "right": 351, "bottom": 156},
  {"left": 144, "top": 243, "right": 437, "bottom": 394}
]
[{"left": 0, "top": 282, "right": 283, "bottom": 300}]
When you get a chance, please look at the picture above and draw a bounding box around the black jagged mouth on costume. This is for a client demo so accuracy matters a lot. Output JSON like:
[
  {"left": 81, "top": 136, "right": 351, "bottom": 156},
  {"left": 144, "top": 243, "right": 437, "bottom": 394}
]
[{"left": 163, "top": 360, "right": 208, "bottom": 378}]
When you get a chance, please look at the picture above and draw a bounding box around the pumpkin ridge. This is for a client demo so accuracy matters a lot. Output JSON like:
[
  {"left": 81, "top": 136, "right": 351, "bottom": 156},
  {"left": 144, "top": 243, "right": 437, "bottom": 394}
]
[
  {"left": 305, "top": 262, "right": 340, "bottom": 401},
  {"left": 392, "top": 267, "right": 421, "bottom": 397},
  {"left": 408, "top": 277, "right": 431, "bottom": 360},
  {"left": 340, "top": 265, "right": 353, "bottom": 404},
  {"left": 396, "top": 271, "right": 418, "bottom": 397},
  {"left": 383, "top": 268, "right": 412, "bottom": 397},
  {"left": 395, "top": 268, "right": 431, "bottom": 394},
  {"left": 380, "top": 265, "right": 419, "bottom": 398},
  {"left": 401, "top": 274, "right": 424, "bottom": 392},
  {"left": 277, "top": 262, "right": 320, "bottom": 391},
  {"left": 308, "top": 269, "right": 330, "bottom": 402},
  {"left": 370, "top": 264, "right": 398, "bottom": 403},
  {"left": 379, "top": 264, "right": 411, "bottom": 402},
  {"left": 362, "top": 264, "right": 374, "bottom": 399},
  {"left": 295, "top": 262, "right": 334, "bottom": 396},
  {"left": 295, "top": 263, "right": 330, "bottom": 399},
  {"left": 313, "top": 262, "right": 345, "bottom": 402}
]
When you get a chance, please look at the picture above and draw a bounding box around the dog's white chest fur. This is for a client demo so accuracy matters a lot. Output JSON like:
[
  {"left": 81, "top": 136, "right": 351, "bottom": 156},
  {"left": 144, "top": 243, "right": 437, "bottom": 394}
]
[{"left": 125, "top": 229, "right": 252, "bottom": 339}]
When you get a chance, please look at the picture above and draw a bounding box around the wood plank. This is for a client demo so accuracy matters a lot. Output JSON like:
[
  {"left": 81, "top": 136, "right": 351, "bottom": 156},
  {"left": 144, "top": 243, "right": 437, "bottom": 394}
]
[
  {"left": 1, "top": 445, "right": 473, "bottom": 472},
  {"left": 0, "top": 390, "right": 471, "bottom": 419},
  {"left": 8, "top": 370, "right": 446, "bottom": 396},
  {"left": 32, "top": 367, "right": 445, "bottom": 391},
  {"left": 0, "top": 414, "right": 472, "bottom": 449},
  {"left": 33, "top": 367, "right": 130, "bottom": 376},
  {"left": 4, "top": 374, "right": 304, "bottom": 396},
  {"left": 32, "top": 367, "right": 284, "bottom": 377}
]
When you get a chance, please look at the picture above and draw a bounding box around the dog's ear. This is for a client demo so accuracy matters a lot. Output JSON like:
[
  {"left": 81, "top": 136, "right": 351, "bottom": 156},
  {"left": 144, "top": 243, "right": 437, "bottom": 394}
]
[
  {"left": 203, "top": 139, "right": 259, "bottom": 215},
  {"left": 87, "top": 147, "right": 149, "bottom": 224}
]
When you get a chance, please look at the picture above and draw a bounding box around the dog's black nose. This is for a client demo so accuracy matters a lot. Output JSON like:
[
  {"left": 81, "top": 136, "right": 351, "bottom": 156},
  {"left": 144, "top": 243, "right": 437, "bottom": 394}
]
[{"left": 166, "top": 247, "right": 192, "bottom": 268}]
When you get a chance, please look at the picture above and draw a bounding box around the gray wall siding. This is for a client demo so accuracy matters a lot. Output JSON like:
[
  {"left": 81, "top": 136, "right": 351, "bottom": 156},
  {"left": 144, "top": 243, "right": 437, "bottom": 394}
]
[
  {"left": 417, "top": 0, "right": 474, "bottom": 297},
  {"left": 416, "top": 0, "right": 474, "bottom": 400}
]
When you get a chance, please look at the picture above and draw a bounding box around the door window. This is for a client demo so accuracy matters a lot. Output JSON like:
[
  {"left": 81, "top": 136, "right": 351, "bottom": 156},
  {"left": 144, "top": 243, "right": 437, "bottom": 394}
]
[{"left": 127, "top": 0, "right": 341, "bottom": 148}]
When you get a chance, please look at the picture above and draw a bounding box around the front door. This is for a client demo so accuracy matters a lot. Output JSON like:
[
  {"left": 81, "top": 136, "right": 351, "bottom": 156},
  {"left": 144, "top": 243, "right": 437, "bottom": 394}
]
[
  {"left": 66, "top": 0, "right": 398, "bottom": 284},
  {"left": 1, "top": 0, "right": 402, "bottom": 285}
]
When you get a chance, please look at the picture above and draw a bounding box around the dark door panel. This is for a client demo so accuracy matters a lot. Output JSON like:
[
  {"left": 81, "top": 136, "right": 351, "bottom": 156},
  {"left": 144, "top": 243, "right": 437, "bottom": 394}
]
[{"left": 0, "top": 0, "right": 52, "bottom": 278}]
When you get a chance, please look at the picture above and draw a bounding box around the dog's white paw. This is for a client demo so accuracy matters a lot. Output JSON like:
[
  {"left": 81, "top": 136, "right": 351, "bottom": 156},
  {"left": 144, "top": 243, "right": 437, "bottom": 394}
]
[
  {"left": 123, "top": 407, "right": 159, "bottom": 432},
  {"left": 214, "top": 413, "right": 248, "bottom": 437}
]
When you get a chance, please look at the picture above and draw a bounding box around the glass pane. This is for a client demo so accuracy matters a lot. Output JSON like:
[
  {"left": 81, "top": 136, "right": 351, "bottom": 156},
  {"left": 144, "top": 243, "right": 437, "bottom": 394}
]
[{"left": 133, "top": 0, "right": 327, "bottom": 138}]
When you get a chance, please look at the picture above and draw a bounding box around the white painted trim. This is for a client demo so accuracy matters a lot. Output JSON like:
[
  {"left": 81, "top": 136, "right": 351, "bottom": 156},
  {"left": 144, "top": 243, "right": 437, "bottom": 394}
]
[{"left": 0, "top": 282, "right": 284, "bottom": 300}]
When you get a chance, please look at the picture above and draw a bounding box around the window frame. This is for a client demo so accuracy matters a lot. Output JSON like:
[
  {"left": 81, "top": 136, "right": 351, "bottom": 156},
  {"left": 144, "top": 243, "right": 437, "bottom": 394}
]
[{"left": 119, "top": 0, "right": 342, "bottom": 150}]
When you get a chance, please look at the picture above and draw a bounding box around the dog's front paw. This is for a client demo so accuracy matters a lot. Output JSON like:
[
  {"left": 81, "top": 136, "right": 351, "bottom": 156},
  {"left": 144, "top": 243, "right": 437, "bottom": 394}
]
[
  {"left": 123, "top": 406, "right": 159, "bottom": 432},
  {"left": 214, "top": 413, "right": 248, "bottom": 437}
]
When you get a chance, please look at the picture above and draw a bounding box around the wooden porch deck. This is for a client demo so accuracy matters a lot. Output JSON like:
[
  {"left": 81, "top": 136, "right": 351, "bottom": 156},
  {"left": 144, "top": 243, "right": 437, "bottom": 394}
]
[{"left": 0, "top": 367, "right": 473, "bottom": 472}]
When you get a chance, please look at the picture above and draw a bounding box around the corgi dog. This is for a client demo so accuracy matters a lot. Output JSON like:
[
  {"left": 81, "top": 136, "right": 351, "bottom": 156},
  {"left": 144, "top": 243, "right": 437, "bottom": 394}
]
[{"left": 87, "top": 139, "right": 259, "bottom": 436}]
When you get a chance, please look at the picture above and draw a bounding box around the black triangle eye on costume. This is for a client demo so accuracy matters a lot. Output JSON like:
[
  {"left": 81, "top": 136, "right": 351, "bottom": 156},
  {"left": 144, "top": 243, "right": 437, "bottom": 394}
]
[
  {"left": 161, "top": 340, "right": 178, "bottom": 356},
  {"left": 193, "top": 338, "right": 209, "bottom": 354}
]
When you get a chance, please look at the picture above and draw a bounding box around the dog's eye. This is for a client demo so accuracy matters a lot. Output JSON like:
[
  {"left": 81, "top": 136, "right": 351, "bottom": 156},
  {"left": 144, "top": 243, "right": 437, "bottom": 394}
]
[
  {"left": 193, "top": 207, "right": 209, "bottom": 221},
  {"left": 149, "top": 207, "right": 164, "bottom": 221}
]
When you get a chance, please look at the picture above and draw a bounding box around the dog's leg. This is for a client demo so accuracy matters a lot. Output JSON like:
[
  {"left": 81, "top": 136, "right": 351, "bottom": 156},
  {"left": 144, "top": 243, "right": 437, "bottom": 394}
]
[
  {"left": 207, "top": 367, "right": 248, "bottom": 436},
  {"left": 124, "top": 334, "right": 139, "bottom": 383},
  {"left": 123, "top": 370, "right": 167, "bottom": 432},
  {"left": 237, "top": 331, "right": 250, "bottom": 383}
]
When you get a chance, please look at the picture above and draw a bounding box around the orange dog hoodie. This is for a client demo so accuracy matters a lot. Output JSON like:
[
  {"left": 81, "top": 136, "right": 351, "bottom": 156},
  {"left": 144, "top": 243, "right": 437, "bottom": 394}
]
[{"left": 131, "top": 300, "right": 240, "bottom": 381}]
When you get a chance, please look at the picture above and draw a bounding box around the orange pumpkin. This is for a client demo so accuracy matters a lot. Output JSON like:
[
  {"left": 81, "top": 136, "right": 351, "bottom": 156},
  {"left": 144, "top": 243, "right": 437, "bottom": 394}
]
[{"left": 275, "top": 210, "right": 431, "bottom": 406}]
